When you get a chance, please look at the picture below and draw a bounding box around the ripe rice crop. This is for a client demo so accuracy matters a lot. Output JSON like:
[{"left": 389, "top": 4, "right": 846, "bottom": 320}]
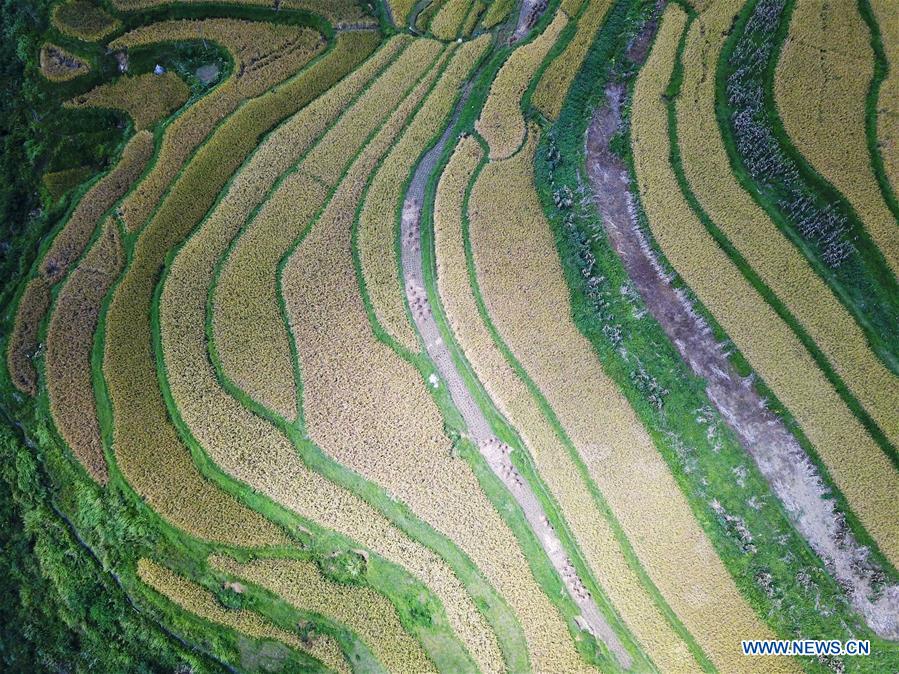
[
  {"left": 461, "top": 2, "right": 485, "bottom": 36},
  {"left": 476, "top": 9, "right": 567, "bottom": 159},
  {"left": 211, "top": 555, "right": 436, "bottom": 673},
  {"left": 137, "top": 559, "right": 350, "bottom": 674},
  {"left": 155, "top": 38, "right": 511, "bottom": 672},
  {"left": 302, "top": 39, "right": 444, "bottom": 188},
  {"left": 65, "top": 72, "right": 189, "bottom": 130},
  {"left": 42, "top": 130, "right": 154, "bottom": 285},
  {"left": 430, "top": 0, "right": 470, "bottom": 40},
  {"left": 282, "top": 47, "right": 590, "bottom": 674},
  {"left": 468, "top": 125, "right": 787, "bottom": 673},
  {"left": 45, "top": 219, "right": 123, "bottom": 483},
  {"left": 870, "top": 0, "right": 899, "bottom": 196},
  {"left": 111, "top": 19, "right": 325, "bottom": 232},
  {"left": 357, "top": 36, "right": 489, "bottom": 353},
  {"left": 212, "top": 37, "right": 409, "bottom": 419},
  {"left": 101, "top": 32, "right": 372, "bottom": 550},
  {"left": 480, "top": 0, "right": 514, "bottom": 29},
  {"left": 561, "top": 0, "right": 585, "bottom": 14},
  {"left": 434, "top": 134, "right": 700, "bottom": 673},
  {"left": 387, "top": 0, "right": 415, "bottom": 26},
  {"left": 39, "top": 43, "right": 89, "bottom": 82},
  {"left": 7, "top": 279, "right": 51, "bottom": 397},
  {"left": 677, "top": 0, "right": 899, "bottom": 564},
  {"left": 774, "top": 0, "right": 899, "bottom": 276},
  {"left": 7, "top": 130, "right": 153, "bottom": 397},
  {"left": 52, "top": 0, "right": 120, "bottom": 41},
  {"left": 533, "top": 0, "right": 612, "bottom": 120}
]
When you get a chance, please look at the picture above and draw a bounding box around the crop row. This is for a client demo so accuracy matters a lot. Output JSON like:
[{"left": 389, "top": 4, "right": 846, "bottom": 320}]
[
  {"left": 386, "top": 0, "right": 415, "bottom": 27},
  {"left": 430, "top": 0, "right": 471, "bottom": 40},
  {"left": 774, "top": 0, "right": 899, "bottom": 277},
  {"left": 6, "top": 129, "right": 153, "bottom": 397},
  {"left": 533, "top": 0, "right": 612, "bottom": 120},
  {"left": 480, "top": 0, "right": 514, "bottom": 29},
  {"left": 137, "top": 559, "right": 350, "bottom": 674},
  {"left": 100, "top": 32, "right": 377, "bottom": 548},
  {"left": 52, "top": 0, "right": 119, "bottom": 42},
  {"left": 45, "top": 218, "right": 123, "bottom": 483},
  {"left": 109, "top": 18, "right": 325, "bottom": 232},
  {"left": 434, "top": 133, "right": 703, "bottom": 673},
  {"left": 39, "top": 43, "right": 89, "bottom": 82},
  {"left": 357, "top": 35, "right": 490, "bottom": 354},
  {"left": 212, "top": 36, "right": 410, "bottom": 420},
  {"left": 282, "top": 43, "right": 595, "bottom": 672},
  {"left": 302, "top": 40, "right": 445, "bottom": 189},
  {"left": 476, "top": 8, "right": 567, "bottom": 159},
  {"left": 870, "top": 0, "right": 899, "bottom": 197},
  {"left": 676, "top": 0, "right": 899, "bottom": 565},
  {"left": 159, "top": 82, "right": 500, "bottom": 672},
  {"left": 211, "top": 555, "right": 436, "bottom": 673},
  {"left": 156, "top": 39, "right": 500, "bottom": 674},
  {"left": 65, "top": 72, "right": 189, "bottom": 130},
  {"left": 467, "top": 123, "right": 785, "bottom": 673}
]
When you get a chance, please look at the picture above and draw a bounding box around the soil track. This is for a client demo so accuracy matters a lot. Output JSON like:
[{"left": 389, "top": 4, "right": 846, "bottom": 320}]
[
  {"left": 399, "top": 89, "right": 632, "bottom": 666},
  {"left": 585, "top": 50, "right": 899, "bottom": 640}
]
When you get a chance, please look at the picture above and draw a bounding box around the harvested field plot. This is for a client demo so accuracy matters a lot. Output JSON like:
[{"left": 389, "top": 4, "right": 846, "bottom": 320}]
[{"left": 5, "top": 0, "right": 898, "bottom": 670}]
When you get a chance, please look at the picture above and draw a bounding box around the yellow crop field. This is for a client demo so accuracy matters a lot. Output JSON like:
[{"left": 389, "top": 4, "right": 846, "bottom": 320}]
[
  {"left": 302, "top": 39, "right": 444, "bottom": 188},
  {"left": 430, "top": 0, "right": 470, "bottom": 40},
  {"left": 7, "top": 279, "right": 51, "bottom": 397},
  {"left": 476, "top": 9, "right": 567, "bottom": 159},
  {"left": 282, "top": 46, "right": 590, "bottom": 674},
  {"left": 156, "top": 41, "right": 505, "bottom": 672},
  {"left": 45, "top": 219, "right": 123, "bottom": 483},
  {"left": 533, "top": 0, "right": 612, "bottom": 120},
  {"left": 52, "top": 0, "right": 120, "bottom": 41},
  {"left": 137, "top": 559, "right": 350, "bottom": 674},
  {"left": 677, "top": 0, "right": 899, "bottom": 564},
  {"left": 110, "top": 19, "right": 325, "bottom": 232},
  {"left": 774, "top": 0, "right": 899, "bottom": 276},
  {"left": 387, "top": 0, "right": 415, "bottom": 26},
  {"left": 212, "top": 555, "right": 436, "bottom": 673},
  {"left": 468, "top": 124, "right": 790, "bottom": 673},
  {"left": 357, "top": 36, "right": 489, "bottom": 353},
  {"left": 7, "top": 130, "right": 153, "bottom": 397},
  {"left": 39, "top": 43, "right": 89, "bottom": 82},
  {"left": 42, "top": 130, "right": 154, "bottom": 285},
  {"left": 480, "top": 0, "right": 514, "bottom": 29},
  {"left": 870, "top": 0, "right": 899, "bottom": 196},
  {"left": 434, "top": 134, "right": 700, "bottom": 673},
  {"left": 211, "top": 37, "right": 408, "bottom": 420},
  {"left": 65, "top": 72, "right": 189, "bottom": 130}
]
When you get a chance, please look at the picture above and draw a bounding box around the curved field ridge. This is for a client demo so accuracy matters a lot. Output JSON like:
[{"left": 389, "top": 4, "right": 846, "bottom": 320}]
[
  {"left": 160, "top": 37, "right": 505, "bottom": 674},
  {"left": 65, "top": 72, "right": 190, "bottom": 130},
  {"left": 137, "top": 559, "right": 350, "bottom": 674},
  {"left": 677, "top": 0, "right": 899, "bottom": 567},
  {"left": 7, "top": 130, "right": 154, "bottom": 397},
  {"left": 102, "top": 32, "right": 375, "bottom": 550},
  {"left": 476, "top": 9, "right": 567, "bottom": 159},
  {"left": 533, "top": 0, "right": 612, "bottom": 120},
  {"left": 111, "top": 19, "right": 326, "bottom": 233},
  {"left": 283, "top": 36, "right": 591, "bottom": 673},
  {"left": 211, "top": 555, "right": 436, "bottom": 673},
  {"left": 630, "top": 0, "right": 899, "bottom": 641},
  {"left": 468, "top": 126, "right": 789, "bottom": 673},
  {"left": 774, "top": 0, "right": 899, "bottom": 277},
  {"left": 212, "top": 35, "right": 409, "bottom": 421},
  {"left": 45, "top": 219, "right": 123, "bottom": 483}
]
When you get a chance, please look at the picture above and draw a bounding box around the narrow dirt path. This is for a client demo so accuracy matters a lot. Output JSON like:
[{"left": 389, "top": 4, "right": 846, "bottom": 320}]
[
  {"left": 585, "top": 78, "right": 899, "bottom": 639},
  {"left": 512, "top": 0, "right": 548, "bottom": 42},
  {"left": 399, "top": 88, "right": 632, "bottom": 667}
]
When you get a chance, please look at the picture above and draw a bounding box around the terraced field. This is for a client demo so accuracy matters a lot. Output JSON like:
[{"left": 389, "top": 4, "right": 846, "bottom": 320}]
[{"left": 3, "top": 0, "right": 897, "bottom": 672}]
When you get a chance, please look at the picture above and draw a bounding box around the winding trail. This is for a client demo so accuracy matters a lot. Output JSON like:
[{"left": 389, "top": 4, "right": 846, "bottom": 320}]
[
  {"left": 587, "top": 78, "right": 899, "bottom": 639},
  {"left": 399, "top": 87, "right": 631, "bottom": 668}
]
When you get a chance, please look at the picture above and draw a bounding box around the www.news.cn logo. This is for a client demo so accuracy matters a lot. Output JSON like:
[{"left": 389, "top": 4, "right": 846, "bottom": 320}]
[{"left": 742, "top": 640, "right": 871, "bottom": 656}]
